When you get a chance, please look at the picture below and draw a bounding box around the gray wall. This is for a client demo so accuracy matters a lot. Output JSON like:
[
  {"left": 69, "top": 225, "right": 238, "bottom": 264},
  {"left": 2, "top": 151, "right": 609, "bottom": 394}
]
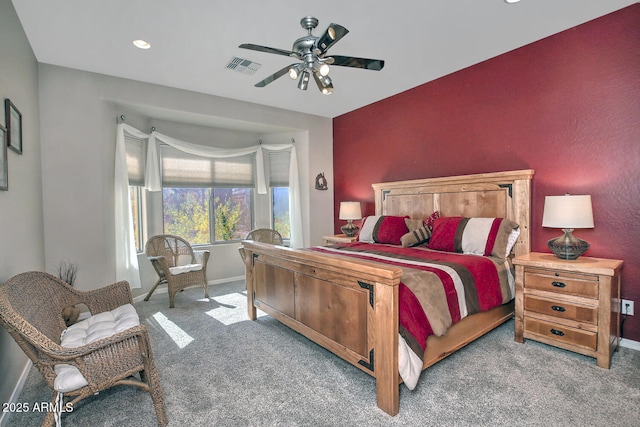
[
  {"left": 37, "top": 64, "right": 333, "bottom": 296},
  {"left": 0, "top": 0, "right": 45, "bottom": 421},
  {"left": 1, "top": 0, "right": 334, "bottom": 417}
]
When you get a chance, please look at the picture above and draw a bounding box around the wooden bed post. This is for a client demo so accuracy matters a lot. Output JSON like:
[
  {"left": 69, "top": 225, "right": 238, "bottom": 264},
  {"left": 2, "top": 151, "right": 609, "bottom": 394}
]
[
  {"left": 514, "top": 264, "right": 525, "bottom": 343},
  {"left": 245, "top": 249, "right": 257, "bottom": 321},
  {"left": 373, "top": 281, "right": 400, "bottom": 416}
]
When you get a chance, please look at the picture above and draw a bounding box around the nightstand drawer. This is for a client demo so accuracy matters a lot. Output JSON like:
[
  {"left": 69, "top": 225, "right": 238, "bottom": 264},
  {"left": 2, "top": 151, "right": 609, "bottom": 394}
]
[
  {"left": 524, "top": 317, "right": 597, "bottom": 351},
  {"left": 524, "top": 269, "right": 598, "bottom": 299},
  {"left": 524, "top": 295, "right": 597, "bottom": 324}
]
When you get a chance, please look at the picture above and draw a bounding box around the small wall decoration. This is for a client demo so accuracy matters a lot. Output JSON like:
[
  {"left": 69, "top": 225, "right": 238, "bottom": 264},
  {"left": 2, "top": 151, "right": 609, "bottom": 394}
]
[
  {"left": 0, "top": 123, "right": 7, "bottom": 190},
  {"left": 5, "top": 98, "right": 22, "bottom": 154},
  {"left": 315, "top": 172, "right": 328, "bottom": 190}
]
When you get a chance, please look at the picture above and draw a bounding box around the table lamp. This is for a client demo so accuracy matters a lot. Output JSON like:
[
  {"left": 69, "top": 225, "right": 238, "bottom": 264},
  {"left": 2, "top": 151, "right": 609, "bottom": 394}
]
[
  {"left": 339, "top": 201, "right": 362, "bottom": 237},
  {"left": 542, "top": 194, "right": 594, "bottom": 260}
]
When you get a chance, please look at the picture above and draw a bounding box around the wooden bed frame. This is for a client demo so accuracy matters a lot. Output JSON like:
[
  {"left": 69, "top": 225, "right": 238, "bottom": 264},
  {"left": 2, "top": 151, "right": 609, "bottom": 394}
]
[{"left": 243, "top": 169, "right": 534, "bottom": 415}]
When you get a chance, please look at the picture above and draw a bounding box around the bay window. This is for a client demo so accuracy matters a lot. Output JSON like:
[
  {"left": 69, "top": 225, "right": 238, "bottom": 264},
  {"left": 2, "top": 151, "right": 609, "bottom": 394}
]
[{"left": 123, "top": 129, "right": 292, "bottom": 247}]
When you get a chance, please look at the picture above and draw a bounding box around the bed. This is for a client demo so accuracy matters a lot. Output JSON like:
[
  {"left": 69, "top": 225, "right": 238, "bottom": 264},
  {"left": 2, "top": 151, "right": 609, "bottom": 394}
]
[{"left": 242, "top": 169, "right": 534, "bottom": 415}]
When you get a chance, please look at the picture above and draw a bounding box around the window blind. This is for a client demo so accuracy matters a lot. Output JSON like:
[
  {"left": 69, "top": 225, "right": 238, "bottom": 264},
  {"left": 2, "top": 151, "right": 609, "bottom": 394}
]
[
  {"left": 160, "top": 145, "right": 255, "bottom": 188},
  {"left": 269, "top": 150, "right": 290, "bottom": 187},
  {"left": 124, "top": 135, "right": 145, "bottom": 186}
]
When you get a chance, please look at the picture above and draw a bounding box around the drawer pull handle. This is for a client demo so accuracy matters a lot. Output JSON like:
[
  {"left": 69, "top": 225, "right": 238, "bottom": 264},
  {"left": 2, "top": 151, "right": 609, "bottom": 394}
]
[
  {"left": 551, "top": 305, "right": 566, "bottom": 312},
  {"left": 550, "top": 329, "right": 565, "bottom": 337},
  {"left": 552, "top": 281, "right": 566, "bottom": 288}
]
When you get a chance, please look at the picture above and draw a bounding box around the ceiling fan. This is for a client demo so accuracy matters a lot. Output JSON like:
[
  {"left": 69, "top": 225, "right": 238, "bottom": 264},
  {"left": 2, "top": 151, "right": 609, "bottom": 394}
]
[{"left": 239, "top": 16, "right": 385, "bottom": 95}]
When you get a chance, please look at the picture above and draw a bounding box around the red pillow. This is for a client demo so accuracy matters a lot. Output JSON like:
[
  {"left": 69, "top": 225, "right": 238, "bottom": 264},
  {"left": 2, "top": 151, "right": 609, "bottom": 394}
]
[
  {"left": 375, "top": 215, "right": 410, "bottom": 245},
  {"left": 359, "top": 215, "right": 410, "bottom": 245},
  {"left": 427, "top": 217, "right": 463, "bottom": 252},
  {"left": 427, "top": 216, "right": 520, "bottom": 258}
]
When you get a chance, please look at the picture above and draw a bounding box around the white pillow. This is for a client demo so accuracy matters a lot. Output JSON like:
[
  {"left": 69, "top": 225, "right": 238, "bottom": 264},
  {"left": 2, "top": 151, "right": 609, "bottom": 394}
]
[
  {"left": 461, "top": 218, "right": 496, "bottom": 256},
  {"left": 505, "top": 227, "right": 521, "bottom": 258},
  {"left": 54, "top": 304, "right": 140, "bottom": 393},
  {"left": 358, "top": 215, "right": 381, "bottom": 243}
]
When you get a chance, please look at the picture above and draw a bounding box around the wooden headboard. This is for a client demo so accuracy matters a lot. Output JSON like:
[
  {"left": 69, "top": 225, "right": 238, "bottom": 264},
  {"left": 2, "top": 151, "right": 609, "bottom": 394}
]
[{"left": 371, "top": 169, "right": 534, "bottom": 257}]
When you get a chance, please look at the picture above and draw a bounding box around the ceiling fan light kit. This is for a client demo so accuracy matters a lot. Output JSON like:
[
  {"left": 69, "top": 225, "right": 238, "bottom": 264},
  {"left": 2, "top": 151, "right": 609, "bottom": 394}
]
[
  {"left": 239, "top": 16, "right": 384, "bottom": 95},
  {"left": 288, "top": 63, "right": 304, "bottom": 80},
  {"left": 298, "top": 70, "right": 310, "bottom": 90}
]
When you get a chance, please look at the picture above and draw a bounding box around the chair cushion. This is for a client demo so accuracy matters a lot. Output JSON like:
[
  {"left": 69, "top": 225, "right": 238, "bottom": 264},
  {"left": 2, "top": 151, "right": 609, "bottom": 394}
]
[
  {"left": 54, "top": 304, "right": 139, "bottom": 393},
  {"left": 169, "top": 263, "right": 203, "bottom": 275}
]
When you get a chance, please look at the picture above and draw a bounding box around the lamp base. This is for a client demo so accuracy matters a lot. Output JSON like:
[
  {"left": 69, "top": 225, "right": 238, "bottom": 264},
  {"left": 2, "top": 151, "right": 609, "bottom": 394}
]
[
  {"left": 547, "top": 229, "right": 589, "bottom": 260},
  {"left": 341, "top": 221, "right": 359, "bottom": 238}
]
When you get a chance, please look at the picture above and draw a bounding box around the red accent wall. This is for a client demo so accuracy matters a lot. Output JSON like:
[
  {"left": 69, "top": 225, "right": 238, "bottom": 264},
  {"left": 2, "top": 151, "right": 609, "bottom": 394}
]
[{"left": 333, "top": 5, "right": 640, "bottom": 341}]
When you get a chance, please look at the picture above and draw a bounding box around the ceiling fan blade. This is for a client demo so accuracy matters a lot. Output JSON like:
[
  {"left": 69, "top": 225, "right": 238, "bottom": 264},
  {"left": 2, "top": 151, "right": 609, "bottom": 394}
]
[
  {"left": 330, "top": 55, "right": 385, "bottom": 71},
  {"left": 254, "top": 64, "right": 297, "bottom": 88},
  {"left": 316, "top": 23, "right": 349, "bottom": 54},
  {"left": 239, "top": 43, "right": 297, "bottom": 58}
]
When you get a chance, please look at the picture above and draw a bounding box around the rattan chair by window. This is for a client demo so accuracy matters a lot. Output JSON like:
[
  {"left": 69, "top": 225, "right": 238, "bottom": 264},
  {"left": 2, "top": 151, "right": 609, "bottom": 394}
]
[
  {"left": 238, "top": 228, "right": 284, "bottom": 263},
  {"left": 0, "top": 271, "right": 167, "bottom": 427},
  {"left": 144, "top": 234, "right": 210, "bottom": 308}
]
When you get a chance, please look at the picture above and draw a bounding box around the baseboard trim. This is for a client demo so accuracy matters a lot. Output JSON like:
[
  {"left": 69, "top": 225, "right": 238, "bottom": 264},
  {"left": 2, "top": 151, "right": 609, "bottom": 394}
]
[
  {"left": 132, "top": 276, "right": 245, "bottom": 303},
  {"left": 620, "top": 338, "right": 640, "bottom": 351},
  {"left": 0, "top": 359, "right": 33, "bottom": 427}
]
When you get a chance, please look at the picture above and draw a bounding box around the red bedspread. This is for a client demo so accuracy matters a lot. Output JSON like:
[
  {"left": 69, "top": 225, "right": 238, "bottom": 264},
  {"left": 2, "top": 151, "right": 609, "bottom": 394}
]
[{"left": 312, "top": 242, "right": 513, "bottom": 374}]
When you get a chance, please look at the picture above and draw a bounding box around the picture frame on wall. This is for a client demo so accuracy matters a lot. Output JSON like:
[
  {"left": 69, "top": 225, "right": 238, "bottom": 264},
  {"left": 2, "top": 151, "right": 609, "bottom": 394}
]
[
  {"left": 0, "top": 123, "right": 7, "bottom": 191},
  {"left": 5, "top": 98, "right": 22, "bottom": 155}
]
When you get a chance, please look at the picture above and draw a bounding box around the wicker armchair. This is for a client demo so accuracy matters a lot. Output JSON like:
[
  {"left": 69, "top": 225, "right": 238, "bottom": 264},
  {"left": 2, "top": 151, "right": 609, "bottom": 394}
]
[
  {"left": 238, "top": 228, "right": 284, "bottom": 263},
  {"left": 144, "top": 234, "right": 210, "bottom": 308},
  {"left": 0, "top": 271, "right": 166, "bottom": 427}
]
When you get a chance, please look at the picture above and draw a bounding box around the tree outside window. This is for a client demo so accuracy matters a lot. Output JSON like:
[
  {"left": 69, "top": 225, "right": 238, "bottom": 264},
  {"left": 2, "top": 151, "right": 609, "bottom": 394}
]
[
  {"left": 162, "top": 187, "right": 252, "bottom": 244},
  {"left": 273, "top": 187, "right": 290, "bottom": 240},
  {"left": 213, "top": 188, "right": 252, "bottom": 241}
]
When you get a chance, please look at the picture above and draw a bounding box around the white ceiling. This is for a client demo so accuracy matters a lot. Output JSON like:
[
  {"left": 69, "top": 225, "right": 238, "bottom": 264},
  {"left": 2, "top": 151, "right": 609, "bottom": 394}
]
[{"left": 11, "top": 0, "right": 636, "bottom": 119}]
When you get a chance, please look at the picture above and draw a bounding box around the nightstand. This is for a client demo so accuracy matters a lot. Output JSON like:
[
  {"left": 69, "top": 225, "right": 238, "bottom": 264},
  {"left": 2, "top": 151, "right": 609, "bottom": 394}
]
[
  {"left": 513, "top": 252, "right": 623, "bottom": 368},
  {"left": 322, "top": 234, "right": 357, "bottom": 245}
]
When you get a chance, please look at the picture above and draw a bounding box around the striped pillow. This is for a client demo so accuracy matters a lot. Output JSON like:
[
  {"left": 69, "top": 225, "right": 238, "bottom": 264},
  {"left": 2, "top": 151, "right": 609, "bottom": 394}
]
[
  {"left": 401, "top": 226, "right": 432, "bottom": 247},
  {"left": 358, "top": 215, "right": 410, "bottom": 245},
  {"left": 427, "top": 217, "right": 519, "bottom": 258}
]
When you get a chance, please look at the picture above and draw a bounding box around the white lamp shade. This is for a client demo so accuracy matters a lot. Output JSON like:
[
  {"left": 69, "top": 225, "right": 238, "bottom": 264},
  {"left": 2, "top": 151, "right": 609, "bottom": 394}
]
[
  {"left": 542, "top": 195, "right": 594, "bottom": 229},
  {"left": 339, "top": 201, "right": 362, "bottom": 220}
]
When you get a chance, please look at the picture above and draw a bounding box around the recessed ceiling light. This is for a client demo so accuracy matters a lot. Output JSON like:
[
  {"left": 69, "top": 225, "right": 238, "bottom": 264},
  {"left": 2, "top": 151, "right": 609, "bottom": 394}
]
[
  {"left": 505, "top": 0, "right": 522, "bottom": 3},
  {"left": 133, "top": 39, "right": 151, "bottom": 49}
]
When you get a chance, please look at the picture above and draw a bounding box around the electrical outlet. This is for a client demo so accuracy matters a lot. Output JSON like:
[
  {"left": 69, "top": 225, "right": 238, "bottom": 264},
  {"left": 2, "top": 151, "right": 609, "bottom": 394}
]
[{"left": 622, "top": 299, "right": 634, "bottom": 316}]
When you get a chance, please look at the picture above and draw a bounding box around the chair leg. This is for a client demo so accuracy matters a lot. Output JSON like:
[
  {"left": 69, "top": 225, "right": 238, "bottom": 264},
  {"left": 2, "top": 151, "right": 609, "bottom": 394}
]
[
  {"left": 203, "top": 280, "right": 209, "bottom": 299},
  {"left": 144, "top": 279, "right": 164, "bottom": 302},
  {"left": 41, "top": 391, "right": 59, "bottom": 427},
  {"left": 148, "top": 367, "right": 167, "bottom": 426},
  {"left": 140, "top": 336, "right": 167, "bottom": 426},
  {"left": 168, "top": 289, "right": 175, "bottom": 309}
]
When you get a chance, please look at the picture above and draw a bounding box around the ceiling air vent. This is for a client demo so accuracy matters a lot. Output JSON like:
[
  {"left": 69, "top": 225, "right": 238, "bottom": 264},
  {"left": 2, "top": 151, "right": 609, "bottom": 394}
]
[{"left": 226, "top": 57, "right": 261, "bottom": 75}]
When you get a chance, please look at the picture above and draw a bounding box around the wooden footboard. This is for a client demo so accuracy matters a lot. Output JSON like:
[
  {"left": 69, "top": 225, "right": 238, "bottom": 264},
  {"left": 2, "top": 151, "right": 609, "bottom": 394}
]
[
  {"left": 244, "top": 241, "right": 404, "bottom": 415},
  {"left": 244, "top": 242, "right": 515, "bottom": 415}
]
